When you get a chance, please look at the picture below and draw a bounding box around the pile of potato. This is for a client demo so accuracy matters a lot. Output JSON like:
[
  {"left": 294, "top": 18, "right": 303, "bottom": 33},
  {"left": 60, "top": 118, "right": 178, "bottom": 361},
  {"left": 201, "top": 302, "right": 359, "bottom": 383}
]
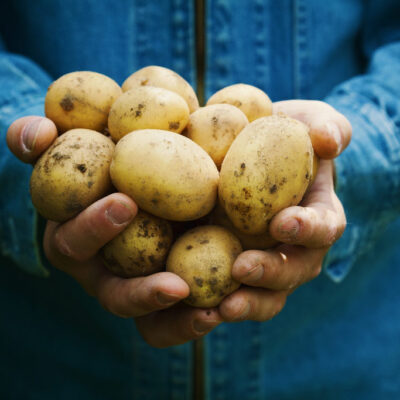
[{"left": 31, "top": 66, "right": 315, "bottom": 308}]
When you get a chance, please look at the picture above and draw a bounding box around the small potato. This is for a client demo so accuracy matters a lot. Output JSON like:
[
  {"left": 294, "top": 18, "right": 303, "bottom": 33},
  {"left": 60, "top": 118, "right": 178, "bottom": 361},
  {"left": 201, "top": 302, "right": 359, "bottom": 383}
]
[
  {"left": 108, "top": 86, "right": 189, "bottom": 142},
  {"left": 211, "top": 204, "right": 278, "bottom": 250},
  {"left": 219, "top": 114, "right": 313, "bottom": 235},
  {"left": 184, "top": 104, "right": 248, "bottom": 169},
  {"left": 310, "top": 153, "right": 319, "bottom": 187},
  {"left": 110, "top": 129, "right": 219, "bottom": 221},
  {"left": 101, "top": 211, "right": 173, "bottom": 278},
  {"left": 166, "top": 225, "right": 242, "bottom": 308},
  {"left": 122, "top": 65, "right": 199, "bottom": 113},
  {"left": 206, "top": 83, "right": 272, "bottom": 122},
  {"left": 30, "top": 129, "right": 114, "bottom": 222},
  {"left": 45, "top": 71, "right": 122, "bottom": 133}
]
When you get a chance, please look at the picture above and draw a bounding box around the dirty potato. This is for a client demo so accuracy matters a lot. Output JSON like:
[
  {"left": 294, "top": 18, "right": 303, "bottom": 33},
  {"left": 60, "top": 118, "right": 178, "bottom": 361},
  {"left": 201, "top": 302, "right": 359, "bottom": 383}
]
[
  {"left": 211, "top": 203, "right": 277, "bottom": 250},
  {"left": 206, "top": 83, "right": 272, "bottom": 122},
  {"left": 219, "top": 114, "right": 313, "bottom": 235},
  {"left": 101, "top": 211, "right": 173, "bottom": 278},
  {"left": 30, "top": 129, "right": 114, "bottom": 222},
  {"left": 122, "top": 65, "right": 199, "bottom": 113},
  {"left": 45, "top": 71, "right": 122, "bottom": 133},
  {"left": 108, "top": 86, "right": 189, "bottom": 142},
  {"left": 184, "top": 104, "right": 248, "bottom": 169},
  {"left": 110, "top": 129, "right": 219, "bottom": 221},
  {"left": 166, "top": 225, "right": 242, "bottom": 308}
]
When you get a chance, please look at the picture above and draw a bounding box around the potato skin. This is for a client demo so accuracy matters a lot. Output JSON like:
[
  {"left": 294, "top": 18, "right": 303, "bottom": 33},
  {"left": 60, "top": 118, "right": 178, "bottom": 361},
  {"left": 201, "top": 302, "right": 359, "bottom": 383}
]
[
  {"left": 122, "top": 65, "right": 199, "bottom": 113},
  {"left": 166, "top": 225, "right": 242, "bottom": 308},
  {"left": 30, "top": 129, "right": 114, "bottom": 222},
  {"left": 206, "top": 83, "right": 272, "bottom": 122},
  {"left": 45, "top": 71, "right": 122, "bottom": 133},
  {"left": 184, "top": 104, "right": 248, "bottom": 169},
  {"left": 110, "top": 129, "right": 219, "bottom": 221},
  {"left": 108, "top": 86, "right": 189, "bottom": 142},
  {"left": 211, "top": 204, "right": 278, "bottom": 250},
  {"left": 219, "top": 115, "right": 313, "bottom": 235},
  {"left": 101, "top": 211, "right": 173, "bottom": 278}
]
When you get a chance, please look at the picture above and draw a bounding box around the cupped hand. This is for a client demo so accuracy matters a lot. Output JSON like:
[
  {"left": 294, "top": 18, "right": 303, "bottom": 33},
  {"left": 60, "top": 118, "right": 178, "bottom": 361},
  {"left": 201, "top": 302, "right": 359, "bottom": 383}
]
[
  {"left": 7, "top": 115, "right": 224, "bottom": 348},
  {"left": 218, "top": 100, "right": 351, "bottom": 322}
]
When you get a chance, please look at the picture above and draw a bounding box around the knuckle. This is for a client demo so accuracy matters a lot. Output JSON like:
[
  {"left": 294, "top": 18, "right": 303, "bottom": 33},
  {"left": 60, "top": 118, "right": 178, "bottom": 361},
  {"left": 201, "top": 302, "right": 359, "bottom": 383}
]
[{"left": 97, "top": 290, "right": 130, "bottom": 318}]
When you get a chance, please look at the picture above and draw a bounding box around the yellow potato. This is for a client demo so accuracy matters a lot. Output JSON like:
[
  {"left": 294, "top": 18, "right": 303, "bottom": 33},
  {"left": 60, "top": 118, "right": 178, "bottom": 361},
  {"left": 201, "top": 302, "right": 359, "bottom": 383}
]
[
  {"left": 45, "top": 71, "right": 122, "bottom": 133},
  {"left": 206, "top": 83, "right": 272, "bottom": 122},
  {"left": 184, "top": 104, "right": 248, "bottom": 169},
  {"left": 166, "top": 225, "right": 242, "bottom": 308},
  {"left": 122, "top": 65, "right": 199, "bottom": 113},
  {"left": 310, "top": 153, "right": 319, "bottom": 187},
  {"left": 110, "top": 129, "right": 219, "bottom": 221},
  {"left": 101, "top": 211, "right": 173, "bottom": 278},
  {"left": 211, "top": 203, "right": 278, "bottom": 250},
  {"left": 30, "top": 129, "right": 114, "bottom": 222},
  {"left": 219, "top": 114, "right": 313, "bottom": 235},
  {"left": 108, "top": 86, "right": 189, "bottom": 141}
]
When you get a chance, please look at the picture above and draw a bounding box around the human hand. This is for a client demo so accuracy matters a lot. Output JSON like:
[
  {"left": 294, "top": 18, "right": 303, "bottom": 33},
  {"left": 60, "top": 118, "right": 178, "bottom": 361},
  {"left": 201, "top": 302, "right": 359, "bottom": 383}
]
[
  {"left": 7, "top": 115, "right": 223, "bottom": 348},
  {"left": 217, "top": 100, "right": 351, "bottom": 322}
]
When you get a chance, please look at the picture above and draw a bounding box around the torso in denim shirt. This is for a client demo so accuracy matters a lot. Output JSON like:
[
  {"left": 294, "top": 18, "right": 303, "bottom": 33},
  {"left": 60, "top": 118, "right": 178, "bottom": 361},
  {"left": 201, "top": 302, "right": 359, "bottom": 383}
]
[{"left": 1, "top": 1, "right": 400, "bottom": 399}]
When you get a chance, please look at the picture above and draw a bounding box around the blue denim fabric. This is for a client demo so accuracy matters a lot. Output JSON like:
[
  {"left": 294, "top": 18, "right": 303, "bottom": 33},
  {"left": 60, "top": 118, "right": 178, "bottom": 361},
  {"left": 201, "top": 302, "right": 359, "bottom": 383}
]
[{"left": 1, "top": 0, "right": 400, "bottom": 399}]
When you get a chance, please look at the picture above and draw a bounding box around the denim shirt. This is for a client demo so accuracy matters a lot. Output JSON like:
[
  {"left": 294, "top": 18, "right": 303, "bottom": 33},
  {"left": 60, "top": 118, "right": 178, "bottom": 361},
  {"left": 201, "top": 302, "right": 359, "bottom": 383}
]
[{"left": 1, "top": 1, "right": 400, "bottom": 399}]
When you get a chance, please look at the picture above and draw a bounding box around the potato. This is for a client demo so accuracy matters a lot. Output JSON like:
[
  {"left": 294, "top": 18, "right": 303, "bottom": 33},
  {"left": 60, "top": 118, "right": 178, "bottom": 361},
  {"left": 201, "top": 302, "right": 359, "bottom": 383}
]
[
  {"left": 45, "top": 71, "right": 122, "bottom": 133},
  {"left": 30, "top": 129, "right": 114, "bottom": 222},
  {"left": 211, "top": 204, "right": 278, "bottom": 250},
  {"left": 166, "top": 225, "right": 242, "bottom": 308},
  {"left": 206, "top": 83, "right": 272, "bottom": 122},
  {"left": 110, "top": 129, "right": 219, "bottom": 221},
  {"left": 122, "top": 65, "right": 199, "bottom": 113},
  {"left": 219, "top": 114, "right": 313, "bottom": 235},
  {"left": 310, "top": 153, "right": 319, "bottom": 187},
  {"left": 101, "top": 211, "right": 173, "bottom": 278},
  {"left": 184, "top": 104, "right": 248, "bottom": 169},
  {"left": 108, "top": 86, "right": 189, "bottom": 141}
]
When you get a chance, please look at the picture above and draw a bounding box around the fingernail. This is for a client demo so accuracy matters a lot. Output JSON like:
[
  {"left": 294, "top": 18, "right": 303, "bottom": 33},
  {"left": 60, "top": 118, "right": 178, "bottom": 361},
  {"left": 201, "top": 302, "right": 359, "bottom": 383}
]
[
  {"left": 326, "top": 121, "right": 342, "bottom": 155},
  {"left": 279, "top": 219, "right": 300, "bottom": 238},
  {"left": 239, "top": 264, "right": 263, "bottom": 283},
  {"left": 234, "top": 302, "right": 251, "bottom": 321},
  {"left": 156, "top": 292, "right": 182, "bottom": 305},
  {"left": 193, "top": 319, "right": 220, "bottom": 334},
  {"left": 106, "top": 201, "right": 135, "bottom": 225},
  {"left": 21, "top": 118, "right": 42, "bottom": 152}
]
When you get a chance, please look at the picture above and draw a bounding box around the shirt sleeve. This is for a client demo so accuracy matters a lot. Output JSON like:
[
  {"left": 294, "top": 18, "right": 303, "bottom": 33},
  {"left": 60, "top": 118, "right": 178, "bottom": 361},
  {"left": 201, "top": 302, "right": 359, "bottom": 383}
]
[
  {"left": 323, "top": 8, "right": 400, "bottom": 282},
  {"left": 0, "top": 36, "right": 53, "bottom": 277}
]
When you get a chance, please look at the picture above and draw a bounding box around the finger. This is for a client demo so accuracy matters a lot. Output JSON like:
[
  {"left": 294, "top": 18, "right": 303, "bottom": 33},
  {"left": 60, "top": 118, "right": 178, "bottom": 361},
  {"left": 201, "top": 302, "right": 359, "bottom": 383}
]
[
  {"left": 232, "top": 245, "right": 326, "bottom": 291},
  {"left": 46, "top": 193, "right": 137, "bottom": 263},
  {"left": 273, "top": 100, "right": 352, "bottom": 159},
  {"left": 219, "top": 286, "right": 287, "bottom": 322},
  {"left": 135, "top": 304, "right": 223, "bottom": 348},
  {"left": 269, "top": 160, "right": 346, "bottom": 247},
  {"left": 6, "top": 116, "right": 58, "bottom": 163},
  {"left": 95, "top": 271, "right": 191, "bottom": 318}
]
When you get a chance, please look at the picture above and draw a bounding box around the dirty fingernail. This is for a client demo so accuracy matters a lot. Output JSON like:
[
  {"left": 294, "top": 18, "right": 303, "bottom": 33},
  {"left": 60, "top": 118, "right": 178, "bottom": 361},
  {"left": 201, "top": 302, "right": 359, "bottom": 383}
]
[
  {"left": 240, "top": 264, "right": 263, "bottom": 282},
  {"left": 22, "top": 118, "right": 42, "bottom": 152},
  {"left": 234, "top": 302, "right": 251, "bottom": 321},
  {"left": 156, "top": 292, "right": 182, "bottom": 306},
  {"left": 279, "top": 219, "right": 300, "bottom": 238},
  {"left": 193, "top": 319, "right": 220, "bottom": 334},
  {"left": 106, "top": 201, "right": 135, "bottom": 225}
]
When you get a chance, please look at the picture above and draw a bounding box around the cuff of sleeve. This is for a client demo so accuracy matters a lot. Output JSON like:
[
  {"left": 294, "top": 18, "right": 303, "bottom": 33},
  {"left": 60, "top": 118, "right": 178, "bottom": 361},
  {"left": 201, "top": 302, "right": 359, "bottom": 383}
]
[{"left": 0, "top": 100, "right": 50, "bottom": 277}]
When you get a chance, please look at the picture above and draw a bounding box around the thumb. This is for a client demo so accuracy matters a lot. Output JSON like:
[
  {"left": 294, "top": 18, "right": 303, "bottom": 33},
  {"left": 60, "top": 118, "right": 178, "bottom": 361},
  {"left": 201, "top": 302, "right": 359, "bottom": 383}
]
[
  {"left": 269, "top": 160, "right": 346, "bottom": 248},
  {"left": 273, "top": 100, "right": 352, "bottom": 159},
  {"left": 6, "top": 116, "right": 58, "bottom": 164}
]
